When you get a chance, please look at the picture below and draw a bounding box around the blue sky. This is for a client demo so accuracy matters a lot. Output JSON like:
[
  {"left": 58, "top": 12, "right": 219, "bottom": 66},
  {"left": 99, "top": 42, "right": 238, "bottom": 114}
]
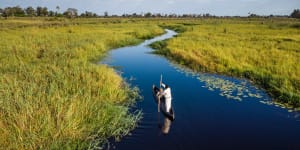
[{"left": 1, "top": 0, "right": 299, "bottom": 16}]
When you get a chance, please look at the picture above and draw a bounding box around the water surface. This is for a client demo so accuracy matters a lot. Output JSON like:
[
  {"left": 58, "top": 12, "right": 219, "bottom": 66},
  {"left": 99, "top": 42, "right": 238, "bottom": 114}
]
[{"left": 100, "top": 30, "right": 300, "bottom": 150}]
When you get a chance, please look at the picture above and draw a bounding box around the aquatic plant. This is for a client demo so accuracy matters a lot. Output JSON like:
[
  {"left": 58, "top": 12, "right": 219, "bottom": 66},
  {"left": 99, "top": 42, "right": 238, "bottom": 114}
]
[{"left": 171, "top": 62, "right": 265, "bottom": 102}]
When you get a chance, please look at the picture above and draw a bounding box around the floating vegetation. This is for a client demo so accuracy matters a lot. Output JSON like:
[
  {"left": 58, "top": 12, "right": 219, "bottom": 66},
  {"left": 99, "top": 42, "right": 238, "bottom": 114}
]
[
  {"left": 197, "top": 74, "right": 265, "bottom": 101},
  {"left": 129, "top": 76, "right": 136, "bottom": 81},
  {"left": 259, "top": 100, "right": 273, "bottom": 105},
  {"left": 170, "top": 62, "right": 266, "bottom": 102},
  {"left": 259, "top": 100, "right": 300, "bottom": 114}
]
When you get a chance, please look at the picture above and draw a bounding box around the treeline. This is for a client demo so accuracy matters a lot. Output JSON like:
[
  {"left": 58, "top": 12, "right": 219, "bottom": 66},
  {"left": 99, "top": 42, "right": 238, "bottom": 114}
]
[
  {"left": 0, "top": 6, "right": 97, "bottom": 18},
  {"left": 0, "top": 6, "right": 299, "bottom": 19},
  {"left": 116, "top": 9, "right": 300, "bottom": 19}
]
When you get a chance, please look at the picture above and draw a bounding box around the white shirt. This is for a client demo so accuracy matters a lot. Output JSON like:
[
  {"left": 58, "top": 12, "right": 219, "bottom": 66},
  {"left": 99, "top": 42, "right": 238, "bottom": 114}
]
[{"left": 161, "top": 83, "right": 172, "bottom": 99}]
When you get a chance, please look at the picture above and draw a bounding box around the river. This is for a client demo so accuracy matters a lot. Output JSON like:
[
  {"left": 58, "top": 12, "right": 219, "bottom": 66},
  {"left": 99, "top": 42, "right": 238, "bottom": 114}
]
[{"left": 100, "top": 29, "right": 300, "bottom": 150}]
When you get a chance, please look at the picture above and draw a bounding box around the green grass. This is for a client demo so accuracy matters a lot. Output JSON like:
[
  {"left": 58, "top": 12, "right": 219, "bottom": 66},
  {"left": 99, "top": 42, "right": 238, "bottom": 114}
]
[
  {"left": 0, "top": 18, "right": 164, "bottom": 149},
  {"left": 152, "top": 18, "right": 300, "bottom": 108}
]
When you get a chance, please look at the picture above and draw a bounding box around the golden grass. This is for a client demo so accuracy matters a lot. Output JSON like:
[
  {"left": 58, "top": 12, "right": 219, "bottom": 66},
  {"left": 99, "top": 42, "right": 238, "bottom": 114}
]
[{"left": 0, "top": 18, "right": 164, "bottom": 149}]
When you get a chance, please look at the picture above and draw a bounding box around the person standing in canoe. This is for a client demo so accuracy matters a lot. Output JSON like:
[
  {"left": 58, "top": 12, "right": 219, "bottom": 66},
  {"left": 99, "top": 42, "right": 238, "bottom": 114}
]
[{"left": 159, "top": 82, "right": 172, "bottom": 113}]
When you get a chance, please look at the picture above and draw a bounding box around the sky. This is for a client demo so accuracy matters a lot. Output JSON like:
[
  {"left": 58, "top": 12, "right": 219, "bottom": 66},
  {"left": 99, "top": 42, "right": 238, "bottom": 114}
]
[{"left": 1, "top": 0, "right": 299, "bottom": 16}]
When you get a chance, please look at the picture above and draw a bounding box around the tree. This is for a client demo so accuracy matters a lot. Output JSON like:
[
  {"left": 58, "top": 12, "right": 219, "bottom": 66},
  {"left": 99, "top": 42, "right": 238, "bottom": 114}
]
[
  {"left": 2, "top": 6, "right": 25, "bottom": 17},
  {"left": 132, "top": 13, "right": 137, "bottom": 17},
  {"left": 56, "top": 6, "right": 60, "bottom": 14},
  {"left": 36, "top": 6, "right": 42, "bottom": 16},
  {"left": 41, "top": 7, "right": 48, "bottom": 16},
  {"left": 291, "top": 9, "right": 300, "bottom": 18},
  {"left": 248, "top": 13, "right": 259, "bottom": 18},
  {"left": 204, "top": 13, "right": 211, "bottom": 17},
  {"left": 156, "top": 13, "right": 162, "bottom": 17},
  {"left": 48, "top": 10, "right": 55, "bottom": 17},
  {"left": 13, "top": 6, "right": 25, "bottom": 16},
  {"left": 81, "top": 11, "right": 93, "bottom": 17},
  {"left": 55, "top": 6, "right": 63, "bottom": 17},
  {"left": 3, "top": 7, "right": 15, "bottom": 17},
  {"left": 64, "top": 8, "right": 78, "bottom": 18},
  {"left": 104, "top": 11, "right": 108, "bottom": 17},
  {"left": 25, "top": 6, "right": 35, "bottom": 16},
  {"left": 0, "top": 8, "right": 3, "bottom": 16},
  {"left": 144, "top": 12, "right": 151, "bottom": 17},
  {"left": 168, "top": 13, "right": 177, "bottom": 18}
]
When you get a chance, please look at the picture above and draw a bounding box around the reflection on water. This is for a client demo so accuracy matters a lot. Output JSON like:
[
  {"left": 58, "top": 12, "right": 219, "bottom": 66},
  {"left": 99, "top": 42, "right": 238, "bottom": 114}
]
[{"left": 158, "top": 116, "right": 172, "bottom": 135}]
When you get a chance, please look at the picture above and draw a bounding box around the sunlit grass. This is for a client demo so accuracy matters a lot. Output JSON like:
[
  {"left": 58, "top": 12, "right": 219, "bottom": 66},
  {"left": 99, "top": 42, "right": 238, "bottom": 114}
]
[
  {"left": 153, "top": 18, "right": 300, "bottom": 108},
  {"left": 0, "top": 18, "right": 164, "bottom": 149}
]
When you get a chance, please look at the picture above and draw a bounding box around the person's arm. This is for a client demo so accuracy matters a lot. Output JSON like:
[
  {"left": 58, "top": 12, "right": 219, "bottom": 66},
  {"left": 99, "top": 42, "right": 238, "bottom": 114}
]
[{"left": 156, "top": 92, "right": 160, "bottom": 96}]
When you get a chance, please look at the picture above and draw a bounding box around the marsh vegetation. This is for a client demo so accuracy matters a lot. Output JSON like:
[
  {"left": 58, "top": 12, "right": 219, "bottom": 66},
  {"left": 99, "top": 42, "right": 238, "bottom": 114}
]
[{"left": 0, "top": 18, "right": 163, "bottom": 149}]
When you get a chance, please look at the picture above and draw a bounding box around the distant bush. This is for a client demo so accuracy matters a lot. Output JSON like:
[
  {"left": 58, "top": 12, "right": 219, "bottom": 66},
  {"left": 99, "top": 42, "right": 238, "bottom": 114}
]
[{"left": 291, "top": 9, "right": 300, "bottom": 18}]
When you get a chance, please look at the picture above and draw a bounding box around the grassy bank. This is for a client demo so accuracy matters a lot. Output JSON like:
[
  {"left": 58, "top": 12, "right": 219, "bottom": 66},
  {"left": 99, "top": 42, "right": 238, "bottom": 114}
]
[
  {"left": 0, "top": 18, "right": 164, "bottom": 149},
  {"left": 152, "top": 18, "right": 300, "bottom": 108}
]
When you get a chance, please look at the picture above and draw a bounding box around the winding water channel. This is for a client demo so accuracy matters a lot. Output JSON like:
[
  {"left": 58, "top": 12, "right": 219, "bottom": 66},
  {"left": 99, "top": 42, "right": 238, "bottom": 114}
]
[{"left": 100, "top": 30, "right": 300, "bottom": 150}]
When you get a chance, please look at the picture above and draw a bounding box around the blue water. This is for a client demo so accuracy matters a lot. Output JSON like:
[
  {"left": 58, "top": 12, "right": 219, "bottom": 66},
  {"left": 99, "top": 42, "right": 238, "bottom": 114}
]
[{"left": 100, "top": 30, "right": 300, "bottom": 150}]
